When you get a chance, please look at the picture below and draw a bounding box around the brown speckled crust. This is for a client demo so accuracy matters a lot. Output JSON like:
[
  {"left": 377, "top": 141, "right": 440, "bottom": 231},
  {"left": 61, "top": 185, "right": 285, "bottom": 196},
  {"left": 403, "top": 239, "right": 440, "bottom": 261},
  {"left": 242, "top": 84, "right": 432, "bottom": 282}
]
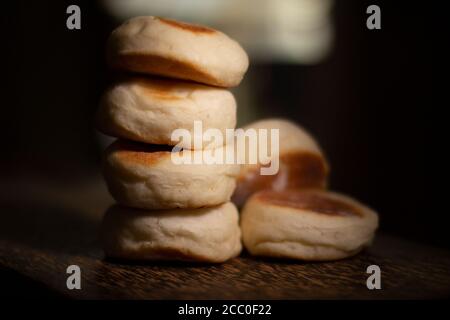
[
  {"left": 157, "top": 17, "right": 216, "bottom": 34},
  {"left": 133, "top": 78, "right": 184, "bottom": 100},
  {"left": 233, "top": 151, "right": 328, "bottom": 207},
  {"left": 255, "top": 189, "right": 363, "bottom": 217},
  {"left": 106, "top": 140, "right": 174, "bottom": 167},
  {"left": 109, "top": 52, "right": 225, "bottom": 87}
]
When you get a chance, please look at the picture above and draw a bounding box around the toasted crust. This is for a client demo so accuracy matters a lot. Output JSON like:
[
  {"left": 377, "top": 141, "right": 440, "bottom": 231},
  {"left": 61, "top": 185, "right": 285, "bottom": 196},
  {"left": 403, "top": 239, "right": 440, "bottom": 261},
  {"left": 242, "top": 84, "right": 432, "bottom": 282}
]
[
  {"left": 107, "top": 16, "right": 249, "bottom": 87},
  {"left": 232, "top": 119, "right": 329, "bottom": 207},
  {"left": 157, "top": 17, "right": 216, "bottom": 34},
  {"left": 254, "top": 189, "right": 363, "bottom": 217},
  {"left": 109, "top": 53, "right": 220, "bottom": 86},
  {"left": 105, "top": 140, "right": 173, "bottom": 167},
  {"left": 132, "top": 77, "right": 189, "bottom": 100}
]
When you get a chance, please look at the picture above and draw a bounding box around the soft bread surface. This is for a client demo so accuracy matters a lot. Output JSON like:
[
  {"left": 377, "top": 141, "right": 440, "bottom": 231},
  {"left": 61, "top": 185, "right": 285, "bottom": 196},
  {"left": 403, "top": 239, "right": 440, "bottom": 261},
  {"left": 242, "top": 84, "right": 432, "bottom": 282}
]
[
  {"left": 103, "top": 140, "right": 239, "bottom": 209},
  {"left": 102, "top": 202, "right": 242, "bottom": 263},
  {"left": 96, "top": 77, "right": 236, "bottom": 149},
  {"left": 107, "top": 16, "right": 249, "bottom": 87},
  {"left": 232, "top": 118, "right": 329, "bottom": 207},
  {"left": 241, "top": 189, "right": 379, "bottom": 261}
]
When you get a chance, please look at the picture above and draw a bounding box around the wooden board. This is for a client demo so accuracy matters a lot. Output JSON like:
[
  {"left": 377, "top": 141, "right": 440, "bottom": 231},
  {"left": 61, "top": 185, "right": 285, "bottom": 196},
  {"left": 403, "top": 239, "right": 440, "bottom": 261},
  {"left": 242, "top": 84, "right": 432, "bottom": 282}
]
[{"left": 1, "top": 177, "right": 450, "bottom": 299}]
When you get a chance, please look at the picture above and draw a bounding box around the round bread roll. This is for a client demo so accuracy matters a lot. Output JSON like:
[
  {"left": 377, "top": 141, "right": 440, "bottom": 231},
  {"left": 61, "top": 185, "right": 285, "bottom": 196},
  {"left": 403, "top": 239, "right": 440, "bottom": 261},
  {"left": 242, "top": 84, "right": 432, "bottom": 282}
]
[
  {"left": 103, "top": 140, "right": 239, "bottom": 209},
  {"left": 107, "top": 16, "right": 249, "bottom": 87},
  {"left": 96, "top": 77, "right": 236, "bottom": 150},
  {"left": 241, "top": 189, "right": 379, "bottom": 261},
  {"left": 232, "top": 118, "right": 329, "bottom": 207},
  {"left": 102, "top": 202, "right": 242, "bottom": 263}
]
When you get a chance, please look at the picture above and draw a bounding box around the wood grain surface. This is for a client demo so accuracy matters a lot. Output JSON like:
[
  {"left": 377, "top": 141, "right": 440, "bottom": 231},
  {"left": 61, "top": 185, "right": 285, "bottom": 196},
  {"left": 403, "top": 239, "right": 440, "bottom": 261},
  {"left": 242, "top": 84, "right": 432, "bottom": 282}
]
[{"left": 1, "top": 176, "right": 450, "bottom": 299}]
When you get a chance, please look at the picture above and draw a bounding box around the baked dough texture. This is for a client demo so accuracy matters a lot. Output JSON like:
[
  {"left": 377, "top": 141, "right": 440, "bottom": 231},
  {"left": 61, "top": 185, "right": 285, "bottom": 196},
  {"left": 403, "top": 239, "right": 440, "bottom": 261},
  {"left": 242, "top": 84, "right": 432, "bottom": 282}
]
[
  {"left": 103, "top": 140, "right": 239, "bottom": 209},
  {"left": 233, "top": 118, "right": 329, "bottom": 207},
  {"left": 102, "top": 202, "right": 242, "bottom": 263},
  {"left": 96, "top": 76, "right": 236, "bottom": 149},
  {"left": 240, "top": 189, "right": 379, "bottom": 261},
  {"left": 107, "top": 16, "right": 249, "bottom": 87}
]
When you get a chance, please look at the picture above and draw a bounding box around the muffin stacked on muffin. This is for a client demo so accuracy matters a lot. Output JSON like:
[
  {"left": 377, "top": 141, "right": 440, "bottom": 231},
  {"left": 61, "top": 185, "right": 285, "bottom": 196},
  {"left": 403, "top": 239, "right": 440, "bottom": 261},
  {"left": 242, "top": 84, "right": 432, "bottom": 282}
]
[
  {"left": 97, "top": 16, "right": 249, "bottom": 263},
  {"left": 234, "top": 119, "right": 379, "bottom": 261}
]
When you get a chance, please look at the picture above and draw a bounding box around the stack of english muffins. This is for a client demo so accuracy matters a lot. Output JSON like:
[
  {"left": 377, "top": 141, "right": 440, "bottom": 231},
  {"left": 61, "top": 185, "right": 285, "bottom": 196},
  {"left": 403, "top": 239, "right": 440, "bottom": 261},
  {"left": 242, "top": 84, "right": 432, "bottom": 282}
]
[
  {"left": 97, "top": 16, "right": 249, "bottom": 263},
  {"left": 97, "top": 16, "right": 379, "bottom": 264}
]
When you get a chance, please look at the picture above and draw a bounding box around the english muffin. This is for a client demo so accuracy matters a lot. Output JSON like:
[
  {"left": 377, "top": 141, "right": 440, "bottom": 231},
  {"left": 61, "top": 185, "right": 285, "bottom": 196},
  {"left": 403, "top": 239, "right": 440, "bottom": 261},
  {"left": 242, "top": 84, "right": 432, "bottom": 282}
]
[
  {"left": 103, "top": 140, "right": 239, "bottom": 209},
  {"left": 107, "top": 16, "right": 249, "bottom": 87},
  {"left": 96, "top": 77, "right": 236, "bottom": 149},
  {"left": 241, "top": 189, "right": 379, "bottom": 261},
  {"left": 102, "top": 202, "right": 242, "bottom": 263}
]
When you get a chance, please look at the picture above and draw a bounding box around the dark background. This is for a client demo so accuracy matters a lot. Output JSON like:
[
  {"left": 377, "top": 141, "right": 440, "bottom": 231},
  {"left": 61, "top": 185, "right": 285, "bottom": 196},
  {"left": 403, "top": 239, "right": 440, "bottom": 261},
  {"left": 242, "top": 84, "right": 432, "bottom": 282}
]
[{"left": 1, "top": 1, "right": 438, "bottom": 248}]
